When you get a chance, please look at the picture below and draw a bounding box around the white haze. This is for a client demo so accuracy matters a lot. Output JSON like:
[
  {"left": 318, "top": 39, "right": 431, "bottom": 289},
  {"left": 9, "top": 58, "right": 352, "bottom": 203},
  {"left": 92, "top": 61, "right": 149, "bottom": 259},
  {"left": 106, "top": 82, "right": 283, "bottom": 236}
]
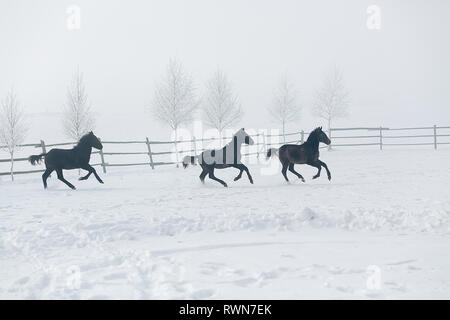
[{"left": 0, "top": 0, "right": 449, "bottom": 142}]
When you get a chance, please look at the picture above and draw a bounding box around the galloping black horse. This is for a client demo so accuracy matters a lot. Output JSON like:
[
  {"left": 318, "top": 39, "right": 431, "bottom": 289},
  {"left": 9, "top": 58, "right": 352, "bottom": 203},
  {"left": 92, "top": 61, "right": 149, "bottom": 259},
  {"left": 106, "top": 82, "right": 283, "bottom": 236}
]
[
  {"left": 29, "top": 131, "right": 104, "bottom": 189},
  {"left": 183, "top": 128, "right": 254, "bottom": 187},
  {"left": 267, "top": 127, "right": 332, "bottom": 182}
]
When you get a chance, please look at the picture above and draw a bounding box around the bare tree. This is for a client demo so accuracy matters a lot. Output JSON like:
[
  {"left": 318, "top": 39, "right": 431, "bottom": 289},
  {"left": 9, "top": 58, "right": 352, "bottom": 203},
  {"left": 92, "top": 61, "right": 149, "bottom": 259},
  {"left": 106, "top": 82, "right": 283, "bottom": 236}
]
[
  {"left": 203, "top": 69, "right": 243, "bottom": 142},
  {"left": 151, "top": 58, "right": 199, "bottom": 165},
  {"left": 268, "top": 76, "right": 301, "bottom": 142},
  {"left": 63, "top": 69, "right": 95, "bottom": 142},
  {"left": 0, "top": 89, "right": 27, "bottom": 181},
  {"left": 312, "top": 67, "right": 350, "bottom": 135}
]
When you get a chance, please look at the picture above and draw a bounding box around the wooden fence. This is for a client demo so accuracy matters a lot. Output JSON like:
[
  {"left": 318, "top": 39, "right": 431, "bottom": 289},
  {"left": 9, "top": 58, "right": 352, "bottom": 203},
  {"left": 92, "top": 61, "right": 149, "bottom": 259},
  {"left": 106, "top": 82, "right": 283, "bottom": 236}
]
[
  {"left": 330, "top": 125, "right": 450, "bottom": 149},
  {"left": 1, "top": 125, "right": 449, "bottom": 177}
]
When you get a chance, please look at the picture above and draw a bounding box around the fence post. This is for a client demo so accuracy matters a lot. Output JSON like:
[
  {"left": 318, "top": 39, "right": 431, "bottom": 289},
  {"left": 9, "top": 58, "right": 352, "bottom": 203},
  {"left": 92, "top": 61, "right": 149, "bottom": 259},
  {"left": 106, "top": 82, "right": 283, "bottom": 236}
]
[
  {"left": 146, "top": 137, "right": 155, "bottom": 169},
  {"left": 433, "top": 125, "right": 437, "bottom": 150},
  {"left": 40, "top": 140, "right": 46, "bottom": 154},
  {"left": 300, "top": 130, "right": 304, "bottom": 144},
  {"left": 379, "top": 126, "right": 383, "bottom": 150},
  {"left": 192, "top": 136, "right": 197, "bottom": 155},
  {"left": 262, "top": 132, "right": 267, "bottom": 156},
  {"left": 98, "top": 138, "right": 107, "bottom": 173},
  {"left": 256, "top": 133, "right": 260, "bottom": 159},
  {"left": 174, "top": 139, "right": 179, "bottom": 168},
  {"left": 328, "top": 128, "right": 332, "bottom": 151}
]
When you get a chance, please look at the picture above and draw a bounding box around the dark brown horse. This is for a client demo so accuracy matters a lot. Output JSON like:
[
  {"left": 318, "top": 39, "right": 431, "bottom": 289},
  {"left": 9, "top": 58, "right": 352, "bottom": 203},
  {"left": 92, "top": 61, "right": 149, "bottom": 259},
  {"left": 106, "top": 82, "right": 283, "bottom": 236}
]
[
  {"left": 266, "top": 127, "right": 331, "bottom": 182},
  {"left": 28, "top": 131, "right": 104, "bottom": 190}
]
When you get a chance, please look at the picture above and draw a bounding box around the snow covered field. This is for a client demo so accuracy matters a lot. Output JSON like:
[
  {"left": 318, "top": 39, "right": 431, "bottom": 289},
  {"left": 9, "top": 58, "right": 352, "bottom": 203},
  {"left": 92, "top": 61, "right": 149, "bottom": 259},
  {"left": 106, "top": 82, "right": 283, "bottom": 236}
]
[{"left": 1, "top": 149, "right": 450, "bottom": 299}]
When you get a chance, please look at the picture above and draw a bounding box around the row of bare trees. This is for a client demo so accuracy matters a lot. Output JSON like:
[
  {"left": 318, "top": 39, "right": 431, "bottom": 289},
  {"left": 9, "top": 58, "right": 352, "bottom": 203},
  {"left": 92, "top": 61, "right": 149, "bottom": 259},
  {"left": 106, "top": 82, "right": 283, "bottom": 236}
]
[
  {"left": 264, "top": 66, "right": 349, "bottom": 139},
  {"left": 152, "top": 59, "right": 243, "bottom": 143},
  {"left": 151, "top": 59, "right": 350, "bottom": 145}
]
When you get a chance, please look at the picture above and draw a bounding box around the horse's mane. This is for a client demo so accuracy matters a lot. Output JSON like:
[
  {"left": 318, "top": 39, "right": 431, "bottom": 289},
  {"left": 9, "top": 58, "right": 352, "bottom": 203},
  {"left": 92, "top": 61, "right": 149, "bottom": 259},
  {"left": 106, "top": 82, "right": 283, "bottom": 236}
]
[
  {"left": 223, "top": 129, "right": 245, "bottom": 150},
  {"left": 232, "top": 128, "right": 243, "bottom": 138},
  {"left": 306, "top": 127, "right": 322, "bottom": 143},
  {"left": 75, "top": 132, "right": 91, "bottom": 148}
]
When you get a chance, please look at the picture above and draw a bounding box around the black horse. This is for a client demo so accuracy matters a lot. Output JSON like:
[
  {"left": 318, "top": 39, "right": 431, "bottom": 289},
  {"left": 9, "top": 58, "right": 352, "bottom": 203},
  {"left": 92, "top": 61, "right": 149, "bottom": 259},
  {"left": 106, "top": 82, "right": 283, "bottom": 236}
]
[
  {"left": 183, "top": 128, "right": 254, "bottom": 187},
  {"left": 29, "top": 131, "right": 104, "bottom": 190},
  {"left": 266, "top": 127, "right": 332, "bottom": 182}
]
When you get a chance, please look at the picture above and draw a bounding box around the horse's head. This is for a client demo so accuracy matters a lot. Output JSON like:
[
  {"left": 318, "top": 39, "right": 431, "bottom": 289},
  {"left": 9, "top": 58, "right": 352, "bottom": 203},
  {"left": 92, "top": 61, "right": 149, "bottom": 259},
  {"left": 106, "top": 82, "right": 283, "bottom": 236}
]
[
  {"left": 235, "top": 128, "right": 254, "bottom": 145},
  {"left": 317, "top": 127, "right": 331, "bottom": 145},
  {"left": 87, "top": 131, "right": 103, "bottom": 150}
]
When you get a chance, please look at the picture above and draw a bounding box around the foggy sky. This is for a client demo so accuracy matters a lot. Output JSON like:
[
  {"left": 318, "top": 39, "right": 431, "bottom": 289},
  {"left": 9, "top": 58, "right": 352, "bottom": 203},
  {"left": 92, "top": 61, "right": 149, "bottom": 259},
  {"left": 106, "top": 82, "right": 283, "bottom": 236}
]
[{"left": 1, "top": 0, "right": 449, "bottom": 141}]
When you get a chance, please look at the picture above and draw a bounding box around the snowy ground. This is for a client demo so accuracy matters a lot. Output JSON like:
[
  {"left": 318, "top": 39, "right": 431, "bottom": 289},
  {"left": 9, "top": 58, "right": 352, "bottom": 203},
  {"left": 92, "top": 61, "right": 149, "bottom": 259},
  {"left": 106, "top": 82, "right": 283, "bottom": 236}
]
[{"left": 1, "top": 149, "right": 450, "bottom": 299}]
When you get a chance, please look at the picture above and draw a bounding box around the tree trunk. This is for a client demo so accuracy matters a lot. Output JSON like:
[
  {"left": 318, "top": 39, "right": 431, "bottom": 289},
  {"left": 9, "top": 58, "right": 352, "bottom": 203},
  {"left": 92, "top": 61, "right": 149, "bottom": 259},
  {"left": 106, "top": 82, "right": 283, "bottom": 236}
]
[
  {"left": 328, "top": 118, "right": 332, "bottom": 151},
  {"left": 174, "top": 127, "right": 179, "bottom": 168},
  {"left": 77, "top": 133, "right": 81, "bottom": 175},
  {"left": 10, "top": 151, "right": 14, "bottom": 182},
  {"left": 282, "top": 121, "right": 286, "bottom": 143}
]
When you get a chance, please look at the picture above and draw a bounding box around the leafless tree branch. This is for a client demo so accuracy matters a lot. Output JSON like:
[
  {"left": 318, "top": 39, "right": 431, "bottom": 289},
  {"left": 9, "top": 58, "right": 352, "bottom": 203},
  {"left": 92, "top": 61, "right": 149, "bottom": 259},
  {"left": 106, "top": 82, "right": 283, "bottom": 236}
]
[
  {"left": 62, "top": 69, "right": 95, "bottom": 141},
  {"left": 151, "top": 58, "right": 199, "bottom": 132},
  {"left": 0, "top": 89, "right": 27, "bottom": 181},
  {"left": 268, "top": 76, "right": 301, "bottom": 138},
  {"left": 202, "top": 69, "right": 243, "bottom": 136},
  {"left": 312, "top": 66, "right": 350, "bottom": 132}
]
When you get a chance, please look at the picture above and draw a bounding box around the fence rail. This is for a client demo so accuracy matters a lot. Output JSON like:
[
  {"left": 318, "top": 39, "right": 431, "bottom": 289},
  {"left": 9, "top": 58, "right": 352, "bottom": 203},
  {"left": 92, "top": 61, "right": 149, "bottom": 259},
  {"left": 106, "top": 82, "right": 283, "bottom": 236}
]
[{"left": 1, "top": 125, "right": 449, "bottom": 178}]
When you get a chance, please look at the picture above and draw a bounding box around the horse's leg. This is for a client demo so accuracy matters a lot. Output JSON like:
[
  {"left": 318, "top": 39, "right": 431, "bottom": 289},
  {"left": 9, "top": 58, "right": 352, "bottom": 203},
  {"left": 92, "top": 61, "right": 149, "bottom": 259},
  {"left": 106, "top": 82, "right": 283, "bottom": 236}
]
[
  {"left": 281, "top": 161, "right": 290, "bottom": 182},
  {"left": 208, "top": 168, "right": 228, "bottom": 187},
  {"left": 233, "top": 165, "right": 243, "bottom": 181},
  {"left": 79, "top": 168, "right": 92, "bottom": 181},
  {"left": 199, "top": 164, "right": 208, "bottom": 183},
  {"left": 199, "top": 168, "right": 208, "bottom": 183},
  {"left": 288, "top": 163, "right": 305, "bottom": 182},
  {"left": 318, "top": 160, "right": 331, "bottom": 180},
  {"left": 79, "top": 164, "right": 103, "bottom": 183},
  {"left": 56, "top": 169, "right": 76, "bottom": 190},
  {"left": 42, "top": 168, "right": 53, "bottom": 189},
  {"left": 237, "top": 163, "right": 253, "bottom": 184},
  {"left": 308, "top": 161, "right": 322, "bottom": 179},
  {"left": 90, "top": 166, "right": 104, "bottom": 184}
]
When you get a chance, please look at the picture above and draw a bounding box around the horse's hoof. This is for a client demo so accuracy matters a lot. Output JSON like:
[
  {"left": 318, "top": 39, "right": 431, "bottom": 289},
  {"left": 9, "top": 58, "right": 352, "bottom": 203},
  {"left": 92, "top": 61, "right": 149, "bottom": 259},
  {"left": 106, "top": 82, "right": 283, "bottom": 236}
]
[
  {"left": 234, "top": 177, "right": 239, "bottom": 181},
  {"left": 223, "top": 184, "right": 228, "bottom": 188},
  {"left": 100, "top": 181, "right": 104, "bottom": 184},
  {"left": 312, "top": 176, "right": 319, "bottom": 180},
  {"left": 301, "top": 178, "right": 305, "bottom": 183},
  {"left": 328, "top": 176, "right": 331, "bottom": 181}
]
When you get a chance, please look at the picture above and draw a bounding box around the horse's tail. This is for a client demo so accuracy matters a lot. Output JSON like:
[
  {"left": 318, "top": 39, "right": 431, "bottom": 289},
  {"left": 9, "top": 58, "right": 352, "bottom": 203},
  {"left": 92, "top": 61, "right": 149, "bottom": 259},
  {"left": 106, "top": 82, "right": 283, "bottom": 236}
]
[
  {"left": 28, "top": 153, "right": 46, "bottom": 165},
  {"left": 182, "top": 155, "right": 198, "bottom": 168},
  {"left": 266, "top": 148, "right": 279, "bottom": 160}
]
